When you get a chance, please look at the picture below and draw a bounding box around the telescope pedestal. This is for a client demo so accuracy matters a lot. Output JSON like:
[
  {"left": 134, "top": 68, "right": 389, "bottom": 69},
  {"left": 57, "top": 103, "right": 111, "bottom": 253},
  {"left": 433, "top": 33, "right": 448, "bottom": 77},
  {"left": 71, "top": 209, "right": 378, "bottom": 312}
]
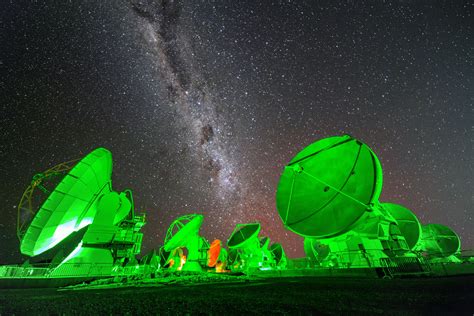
[{"left": 182, "top": 261, "right": 202, "bottom": 272}]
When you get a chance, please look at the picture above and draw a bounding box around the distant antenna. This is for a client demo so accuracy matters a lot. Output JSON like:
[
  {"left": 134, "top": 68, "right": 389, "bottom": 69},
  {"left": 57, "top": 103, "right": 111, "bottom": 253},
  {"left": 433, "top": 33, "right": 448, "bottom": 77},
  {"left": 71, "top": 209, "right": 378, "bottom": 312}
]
[
  {"left": 259, "top": 236, "right": 276, "bottom": 266},
  {"left": 207, "top": 239, "right": 228, "bottom": 271},
  {"left": 163, "top": 214, "right": 209, "bottom": 272},
  {"left": 382, "top": 203, "right": 422, "bottom": 250},
  {"left": 303, "top": 238, "right": 330, "bottom": 263},
  {"left": 419, "top": 224, "right": 461, "bottom": 257},
  {"left": 227, "top": 222, "right": 271, "bottom": 271},
  {"left": 269, "top": 243, "right": 287, "bottom": 268},
  {"left": 227, "top": 223, "right": 261, "bottom": 249},
  {"left": 207, "top": 239, "right": 221, "bottom": 268}
]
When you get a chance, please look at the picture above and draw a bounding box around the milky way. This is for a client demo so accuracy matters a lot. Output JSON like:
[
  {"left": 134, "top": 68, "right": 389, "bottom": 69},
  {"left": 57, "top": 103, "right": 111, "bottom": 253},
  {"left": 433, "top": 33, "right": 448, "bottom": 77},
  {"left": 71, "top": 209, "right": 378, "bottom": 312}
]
[{"left": 130, "top": 0, "right": 243, "bottom": 203}]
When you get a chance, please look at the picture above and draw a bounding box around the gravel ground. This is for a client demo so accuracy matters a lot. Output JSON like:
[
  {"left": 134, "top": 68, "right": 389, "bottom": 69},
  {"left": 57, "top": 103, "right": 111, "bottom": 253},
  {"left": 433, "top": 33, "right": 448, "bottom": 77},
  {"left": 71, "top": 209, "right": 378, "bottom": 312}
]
[{"left": 0, "top": 275, "right": 473, "bottom": 315}]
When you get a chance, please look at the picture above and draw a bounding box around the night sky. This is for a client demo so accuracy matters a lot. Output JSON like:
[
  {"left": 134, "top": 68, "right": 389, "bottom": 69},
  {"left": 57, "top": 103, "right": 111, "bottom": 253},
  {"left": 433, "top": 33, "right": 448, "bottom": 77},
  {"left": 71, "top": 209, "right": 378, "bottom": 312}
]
[{"left": 0, "top": 1, "right": 472, "bottom": 263}]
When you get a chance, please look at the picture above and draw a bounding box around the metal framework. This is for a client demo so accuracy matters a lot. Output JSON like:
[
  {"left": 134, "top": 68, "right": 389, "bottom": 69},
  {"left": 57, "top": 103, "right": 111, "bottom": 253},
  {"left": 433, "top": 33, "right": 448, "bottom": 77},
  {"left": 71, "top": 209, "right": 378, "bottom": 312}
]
[
  {"left": 16, "top": 158, "right": 81, "bottom": 241},
  {"left": 164, "top": 214, "right": 199, "bottom": 245}
]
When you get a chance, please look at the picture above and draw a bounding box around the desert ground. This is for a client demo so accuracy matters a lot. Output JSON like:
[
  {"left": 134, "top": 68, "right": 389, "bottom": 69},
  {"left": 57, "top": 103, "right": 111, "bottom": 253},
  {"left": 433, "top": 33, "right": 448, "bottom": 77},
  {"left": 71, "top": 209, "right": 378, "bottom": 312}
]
[{"left": 0, "top": 275, "right": 473, "bottom": 315}]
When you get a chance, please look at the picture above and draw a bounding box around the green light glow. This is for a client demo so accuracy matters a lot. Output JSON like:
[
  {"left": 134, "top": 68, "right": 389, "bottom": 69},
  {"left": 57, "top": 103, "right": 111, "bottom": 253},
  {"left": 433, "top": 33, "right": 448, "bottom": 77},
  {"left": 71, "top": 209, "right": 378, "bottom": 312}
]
[
  {"left": 20, "top": 148, "right": 113, "bottom": 257},
  {"left": 0, "top": 139, "right": 468, "bottom": 289},
  {"left": 276, "top": 135, "right": 383, "bottom": 239}
]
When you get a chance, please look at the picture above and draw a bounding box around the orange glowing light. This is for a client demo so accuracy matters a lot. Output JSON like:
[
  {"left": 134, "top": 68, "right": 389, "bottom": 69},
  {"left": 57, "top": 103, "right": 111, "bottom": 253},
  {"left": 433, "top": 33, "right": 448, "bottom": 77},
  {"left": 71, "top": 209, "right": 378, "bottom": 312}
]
[
  {"left": 207, "top": 239, "right": 222, "bottom": 267},
  {"left": 177, "top": 254, "right": 186, "bottom": 271},
  {"left": 216, "top": 261, "right": 225, "bottom": 273}
]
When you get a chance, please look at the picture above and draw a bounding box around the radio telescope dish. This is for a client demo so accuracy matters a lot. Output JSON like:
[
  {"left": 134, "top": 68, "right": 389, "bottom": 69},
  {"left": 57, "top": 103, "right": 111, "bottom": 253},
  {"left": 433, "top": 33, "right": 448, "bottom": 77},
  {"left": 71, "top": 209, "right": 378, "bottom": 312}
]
[
  {"left": 227, "top": 248, "right": 240, "bottom": 266},
  {"left": 227, "top": 223, "right": 261, "bottom": 250},
  {"left": 163, "top": 214, "right": 204, "bottom": 251},
  {"left": 163, "top": 214, "right": 208, "bottom": 271},
  {"left": 420, "top": 224, "right": 461, "bottom": 257},
  {"left": 303, "top": 238, "right": 330, "bottom": 262},
  {"left": 269, "top": 243, "right": 286, "bottom": 267},
  {"left": 259, "top": 236, "right": 276, "bottom": 267},
  {"left": 259, "top": 236, "right": 270, "bottom": 249},
  {"left": 158, "top": 246, "right": 172, "bottom": 268},
  {"left": 227, "top": 223, "right": 275, "bottom": 272},
  {"left": 207, "top": 239, "right": 221, "bottom": 267},
  {"left": 140, "top": 249, "right": 160, "bottom": 273},
  {"left": 382, "top": 203, "right": 422, "bottom": 250},
  {"left": 207, "top": 239, "right": 228, "bottom": 271},
  {"left": 19, "top": 148, "right": 116, "bottom": 257},
  {"left": 276, "top": 135, "right": 383, "bottom": 238}
]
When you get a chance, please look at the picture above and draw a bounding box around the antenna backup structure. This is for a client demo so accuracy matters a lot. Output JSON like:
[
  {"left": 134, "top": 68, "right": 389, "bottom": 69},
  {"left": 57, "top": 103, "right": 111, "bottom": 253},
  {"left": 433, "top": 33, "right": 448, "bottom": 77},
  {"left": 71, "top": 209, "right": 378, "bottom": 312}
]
[{"left": 3, "top": 148, "right": 145, "bottom": 286}]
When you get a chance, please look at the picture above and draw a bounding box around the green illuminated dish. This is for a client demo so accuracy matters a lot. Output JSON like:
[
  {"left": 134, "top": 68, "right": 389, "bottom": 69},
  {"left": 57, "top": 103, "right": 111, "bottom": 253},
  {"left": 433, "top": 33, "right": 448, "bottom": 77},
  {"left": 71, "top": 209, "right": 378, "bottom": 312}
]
[
  {"left": 276, "top": 135, "right": 383, "bottom": 238},
  {"left": 20, "top": 148, "right": 112, "bottom": 256},
  {"left": 382, "top": 202, "right": 422, "bottom": 250}
]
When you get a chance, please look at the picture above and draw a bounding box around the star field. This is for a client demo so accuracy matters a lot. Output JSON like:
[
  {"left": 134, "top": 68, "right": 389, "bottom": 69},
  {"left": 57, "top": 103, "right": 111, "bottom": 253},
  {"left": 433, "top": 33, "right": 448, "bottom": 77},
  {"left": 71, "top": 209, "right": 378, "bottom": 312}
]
[{"left": 0, "top": 1, "right": 472, "bottom": 262}]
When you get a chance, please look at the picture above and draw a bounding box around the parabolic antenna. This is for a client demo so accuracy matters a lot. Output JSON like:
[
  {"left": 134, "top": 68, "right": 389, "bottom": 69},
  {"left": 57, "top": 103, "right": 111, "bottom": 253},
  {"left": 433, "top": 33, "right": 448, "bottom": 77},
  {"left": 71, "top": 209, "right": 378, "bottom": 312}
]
[
  {"left": 19, "top": 148, "right": 119, "bottom": 257},
  {"left": 227, "top": 248, "right": 240, "bottom": 266},
  {"left": 207, "top": 239, "right": 228, "bottom": 271},
  {"left": 227, "top": 223, "right": 270, "bottom": 271},
  {"left": 227, "top": 223, "right": 261, "bottom": 249},
  {"left": 259, "top": 236, "right": 270, "bottom": 249},
  {"left": 140, "top": 249, "right": 158, "bottom": 265},
  {"left": 140, "top": 249, "right": 160, "bottom": 272},
  {"left": 259, "top": 236, "right": 276, "bottom": 266},
  {"left": 163, "top": 214, "right": 208, "bottom": 271},
  {"left": 382, "top": 203, "right": 422, "bottom": 250},
  {"left": 207, "top": 239, "right": 221, "bottom": 267},
  {"left": 276, "top": 135, "right": 383, "bottom": 238},
  {"left": 163, "top": 214, "right": 204, "bottom": 252},
  {"left": 421, "top": 224, "right": 461, "bottom": 257},
  {"left": 158, "top": 246, "right": 172, "bottom": 268},
  {"left": 303, "top": 238, "right": 330, "bottom": 262},
  {"left": 269, "top": 243, "right": 286, "bottom": 266}
]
